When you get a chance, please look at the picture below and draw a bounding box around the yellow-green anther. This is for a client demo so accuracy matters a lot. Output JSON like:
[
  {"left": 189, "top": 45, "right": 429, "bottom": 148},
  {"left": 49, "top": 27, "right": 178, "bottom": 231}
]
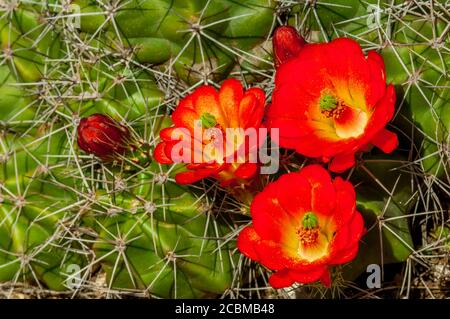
[
  {"left": 319, "top": 94, "right": 338, "bottom": 111},
  {"left": 200, "top": 112, "right": 217, "bottom": 128},
  {"left": 302, "top": 212, "right": 319, "bottom": 229}
]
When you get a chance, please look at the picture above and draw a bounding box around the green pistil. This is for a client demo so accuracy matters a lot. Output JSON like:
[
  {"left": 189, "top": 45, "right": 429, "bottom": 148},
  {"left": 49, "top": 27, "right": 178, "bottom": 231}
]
[
  {"left": 302, "top": 212, "right": 319, "bottom": 229},
  {"left": 319, "top": 94, "right": 338, "bottom": 111},
  {"left": 200, "top": 112, "right": 217, "bottom": 128}
]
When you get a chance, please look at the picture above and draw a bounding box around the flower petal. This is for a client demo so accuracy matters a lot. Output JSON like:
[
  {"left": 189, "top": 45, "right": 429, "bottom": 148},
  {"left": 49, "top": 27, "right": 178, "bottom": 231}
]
[
  {"left": 172, "top": 107, "right": 199, "bottom": 131},
  {"left": 237, "top": 226, "right": 260, "bottom": 261},
  {"left": 331, "top": 210, "right": 365, "bottom": 262},
  {"left": 331, "top": 177, "right": 357, "bottom": 228},
  {"left": 241, "top": 88, "right": 266, "bottom": 129},
  {"left": 319, "top": 269, "right": 331, "bottom": 287},
  {"left": 175, "top": 168, "right": 214, "bottom": 184},
  {"left": 366, "top": 51, "right": 387, "bottom": 107},
  {"left": 275, "top": 173, "right": 312, "bottom": 218},
  {"left": 371, "top": 128, "right": 398, "bottom": 153},
  {"left": 334, "top": 107, "right": 368, "bottom": 139},
  {"left": 234, "top": 163, "right": 258, "bottom": 180},
  {"left": 329, "top": 153, "right": 356, "bottom": 173},
  {"left": 192, "top": 85, "right": 225, "bottom": 126},
  {"left": 153, "top": 142, "right": 173, "bottom": 164},
  {"left": 288, "top": 266, "right": 328, "bottom": 284},
  {"left": 364, "top": 84, "right": 396, "bottom": 137},
  {"left": 219, "top": 78, "right": 243, "bottom": 127},
  {"left": 238, "top": 93, "right": 258, "bottom": 128},
  {"left": 254, "top": 240, "right": 292, "bottom": 270},
  {"left": 250, "top": 183, "right": 296, "bottom": 241},
  {"left": 330, "top": 243, "right": 360, "bottom": 265},
  {"left": 269, "top": 269, "right": 295, "bottom": 288},
  {"left": 298, "top": 165, "right": 336, "bottom": 215}
]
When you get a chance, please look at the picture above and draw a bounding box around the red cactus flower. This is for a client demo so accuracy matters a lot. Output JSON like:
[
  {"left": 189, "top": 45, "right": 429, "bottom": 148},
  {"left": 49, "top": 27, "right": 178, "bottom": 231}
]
[
  {"left": 77, "top": 114, "right": 131, "bottom": 161},
  {"left": 154, "top": 78, "right": 266, "bottom": 186},
  {"left": 238, "top": 165, "right": 365, "bottom": 288},
  {"left": 273, "top": 26, "right": 306, "bottom": 68},
  {"left": 267, "top": 30, "right": 398, "bottom": 172}
]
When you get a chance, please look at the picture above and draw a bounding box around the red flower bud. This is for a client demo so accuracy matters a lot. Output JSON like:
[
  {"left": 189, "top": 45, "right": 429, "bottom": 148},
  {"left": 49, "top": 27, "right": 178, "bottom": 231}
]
[
  {"left": 77, "top": 114, "right": 131, "bottom": 161},
  {"left": 273, "top": 26, "right": 306, "bottom": 68}
]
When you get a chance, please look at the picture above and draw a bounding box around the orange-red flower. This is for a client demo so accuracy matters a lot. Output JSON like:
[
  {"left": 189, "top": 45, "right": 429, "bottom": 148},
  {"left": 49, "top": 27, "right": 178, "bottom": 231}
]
[
  {"left": 238, "top": 165, "right": 365, "bottom": 288},
  {"left": 154, "top": 79, "right": 266, "bottom": 185},
  {"left": 267, "top": 29, "right": 398, "bottom": 172}
]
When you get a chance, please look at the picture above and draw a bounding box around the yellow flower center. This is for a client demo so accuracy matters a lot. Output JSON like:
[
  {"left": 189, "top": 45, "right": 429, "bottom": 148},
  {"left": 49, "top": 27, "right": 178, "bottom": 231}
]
[
  {"left": 318, "top": 91, "right": 369, "bottom": 139},
  {"left": 297, "top": 227, "right": 319, "bottom": 246},
  {"left": 297, "top": 212, "right": 320, "bottom": 246},
  {"left": 320, "top": 94, "right": 346, "bottom": 119},
  {"left": 294, "top": 212, "right": 330, "bottom": 262}
]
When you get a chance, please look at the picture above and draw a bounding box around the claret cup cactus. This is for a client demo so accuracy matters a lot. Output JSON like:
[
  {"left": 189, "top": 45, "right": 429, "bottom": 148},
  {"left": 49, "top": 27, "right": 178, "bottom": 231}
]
[{"left": 0, "top": 0, "right": 448, "bottom": 300}]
